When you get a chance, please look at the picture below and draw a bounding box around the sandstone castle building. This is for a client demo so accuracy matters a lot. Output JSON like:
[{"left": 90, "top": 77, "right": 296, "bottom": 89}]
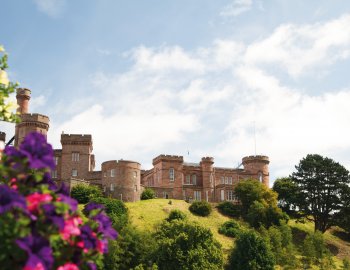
[{"left": 1, "top": 88, "right": 270, "bottom": 202}]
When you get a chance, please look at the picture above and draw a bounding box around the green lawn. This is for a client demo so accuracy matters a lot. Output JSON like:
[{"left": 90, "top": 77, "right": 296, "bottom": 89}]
[{"left": 125, "top": 199, "right": 235, "bottom": 255}]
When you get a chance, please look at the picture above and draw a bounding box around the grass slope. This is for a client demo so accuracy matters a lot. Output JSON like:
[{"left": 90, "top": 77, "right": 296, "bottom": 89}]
[{"left": 125, "top": 199, "right": 234, "bottom": 254}]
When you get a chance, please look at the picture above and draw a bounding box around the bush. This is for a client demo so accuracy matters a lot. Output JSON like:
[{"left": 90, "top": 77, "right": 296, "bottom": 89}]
[
  {"left": 189, "top": 200, "right": 212, "bottom": 217},
  {"left": 154, "top": 220, "right": 223, "bottom": 270},
  {"left": 90, "top": 197, "right": 129, "bottom": 231},
  {"left": 228, "top": 230, "right": 275, "bottom": 270},
  {"left": 218, "top": 220, "right": 241, "bottom": 238},
  {"left": 217, "top": 201, "right": 241, "bottom": 218},
  {"left": 141, "top": 188, "right": 156, "bottom": 200},
  {"left": 70, "top": 184, "right": 102, "bottom": 204},
  {"left": 166, "top": 209, "right": 187, "bottom": 222}
]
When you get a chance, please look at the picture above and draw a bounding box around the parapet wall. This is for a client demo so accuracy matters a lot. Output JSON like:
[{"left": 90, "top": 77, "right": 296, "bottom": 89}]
[
  {"left": 20, "top": 113, "right": 50, "bottom": 125},
  {"left": 242, "top": 155, "right": 269, "bottom": 164},
  {"left": 61, "top": 134, "right": 92, "bottom": 145},
  {"left": 153, "top": 154, "right": 184, "bottom": 165}
]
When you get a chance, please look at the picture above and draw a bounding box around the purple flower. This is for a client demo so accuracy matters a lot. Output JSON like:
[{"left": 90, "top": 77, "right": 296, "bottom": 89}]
[
  {"left": 0, "top": 184, "right": 26, "bottom": 214},
  {"left": 58, "top": 194, "right": 78, "bottom": 211},
  {"left": 92, "top": 213, "right": 117, "bottom": 239},
  {"left": 83, "top": 202, "right": 104, "bottom": 216},
  {"left": 41, "top": 203, "right": 64, "bottom": 230},
  {"left": 3, "top": 146, "right": 28, "bottom": 170},
  {"left": 20, "top": 132, "right": 55, "bottom": 170},
  {"left": 87, "top": 262, "right": 97, "bottom": 270},
  {"left": 55, "top": 182, "right": 70, "bottom": 196},
  {"left": 16, "top": 234, "right": 53, "bottom": 270},
  {"left": 80, "top": 225, "right": 98, "bottom": 250}
]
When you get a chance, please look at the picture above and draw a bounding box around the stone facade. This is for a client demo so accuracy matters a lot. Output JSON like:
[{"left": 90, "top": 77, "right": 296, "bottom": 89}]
[{"left": 2, "top": 88, "right": 270, "bottom": 203}]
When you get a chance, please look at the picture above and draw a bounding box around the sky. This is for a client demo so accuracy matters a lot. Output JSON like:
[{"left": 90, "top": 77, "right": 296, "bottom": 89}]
[{"left": 1, "top": 0, "right": 350, "bottom": 184}]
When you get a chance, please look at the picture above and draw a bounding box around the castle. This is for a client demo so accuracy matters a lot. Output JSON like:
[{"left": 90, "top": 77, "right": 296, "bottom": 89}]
[{"left": 1, "top": 88, "right": 270, "bottom": 203}]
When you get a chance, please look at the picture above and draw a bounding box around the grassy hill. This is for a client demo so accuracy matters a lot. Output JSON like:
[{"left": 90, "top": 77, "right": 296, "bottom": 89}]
[{"left": 125, "top": 199, "right": 350, "bottom": 268}]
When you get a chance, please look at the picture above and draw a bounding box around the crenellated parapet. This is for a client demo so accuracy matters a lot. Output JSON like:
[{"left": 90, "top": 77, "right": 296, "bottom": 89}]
[
  {"left": 242, "top": 155, "right": 269, "bottom": 164},
  {"left": 61, "top": 134, "right": 92, "bottom": 146},
  {"left": 152, "top": 154, "right": 184, "bottom": 165}
]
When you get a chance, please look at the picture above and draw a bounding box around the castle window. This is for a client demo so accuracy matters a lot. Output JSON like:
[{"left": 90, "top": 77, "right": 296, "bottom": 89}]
[
  {"left": 54, "top": 157, "right": 58, "bottom": 165},
  {"left": 72, "top": 152, "right": 79, "bottom": 162},
  {"left": 194, "top": 191, "right": 201, "bottom": 201},
  {"left": 51, "top": 170, "right": 57, "bottom": 179},
  {"left": 169, "top": 168, "right": 175, "bottom": 181},
  {"left": 111, "top": 169, "right": 115, "bottom": 177},
  {"left": 185, "top": 175, "right": 190, "bottom": 184},
  {"left": 210, "top": 173, "right": 214, "bottom": 183},
  {"left": 221, "top": 176, "right": 224, "bottom": 184},
  {"left": 71, "top": 169, "right": 78, "bottom": 177},
  {"left": 133, "top": 171, "right": 137, "bottom": 178},
  {"left": 110, "top": 183, "right": 114, "bottom": 191},
  {"left": 103, "top": 171, "right": 107, "bottom": 177},
  {"left": 228, "top": 177, "right": 232, "bottom": 184},
  {"left": 225, "top": 177, "right": 228, "bottom": 184},
  {"left": 134, "top": 185, "right": 138, "bottom": 192},
  {"left": 227, "top": 190, "right": 235, "bottom": 201},
  {"left": 103, "top": 186, "right": 106, "bottom": 192},
  {"left": 258, "top": 172, "right": 263, "bottom": 182},
  {"left": 192, "top": 175, "right": 197, "bottom": 185}
]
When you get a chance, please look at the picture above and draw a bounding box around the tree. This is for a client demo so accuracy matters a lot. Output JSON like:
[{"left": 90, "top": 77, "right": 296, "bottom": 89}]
[
  {"left": 154, "top": 220, "right": 223, "bottom": 270},
  {"left": 70, "top": 184, "right": 102, "bottom": 204},
  {"left": 272, "top": 177, "right": 299, "bottom": 215},
  {"left": 291, "top": 154, "right": 350, "bottom": 232},
  {"left": 228, "top": 230, "right": 275, "bottom": 270}
]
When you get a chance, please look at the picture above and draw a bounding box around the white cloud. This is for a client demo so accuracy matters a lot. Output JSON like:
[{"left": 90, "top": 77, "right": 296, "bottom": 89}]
[
  {"left": 33, "top": 0, "right": 66, "bottom": 18},
  {"left": 245, "top": 14, "right": 350, "bottom": 77},
  {"left": 220, "top": 0, "right": 253, "bottom": 17},
  {"left": 30, "top": 95, "right": 47, "bottom": 111}
]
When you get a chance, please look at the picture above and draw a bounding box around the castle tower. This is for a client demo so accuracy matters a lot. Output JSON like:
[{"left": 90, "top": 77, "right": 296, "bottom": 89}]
[
  {"left": 200, "top": 157, "right": 215, "bottom": 202},
  {"left": 60, "top": 134, "right": 93, "bottom": 181},
  {"left": 15, "top": 88, "right": 50, "bottom": 147},
  {"left": 242, "top": 155, "right": 270, "bottom": 187},
  {"left": 102, "top": 160, "right": 141, "bottom": 202}
]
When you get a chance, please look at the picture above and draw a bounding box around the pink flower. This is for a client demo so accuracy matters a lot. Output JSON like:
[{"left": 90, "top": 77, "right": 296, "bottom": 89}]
[
  {"left": 57, "top": 262, "right": 79, "bottom": 270},
  {"left": 60, "top": 216, "right": 83, "bottom": 240},
  {"left": 24, "top": 262, "right": 45, "bottom": 270},
  {"left": 26, "top": 193, "right": 53, "bottom": 213}
]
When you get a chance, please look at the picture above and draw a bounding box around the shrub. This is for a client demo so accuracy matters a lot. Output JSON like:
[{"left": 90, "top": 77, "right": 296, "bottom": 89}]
[
  {"left": 189, "top": 200, "right": 212, "bottom": 217},
  {"left": 71, "top": 184, "right": 103, "bottom": 204},
  {"left": 218, "top": 220, "right": 241, "bottom": 238},
  {"left": 141, "top": 188, "right": 156, "bottom": 200},
  {"left": 216, "top": 201, "right": 241, "bottom": 218},
  {"left": 228, "top": 230, "right": 275, "bottom": 270},
  {"left": 90, "top": 197, "right": 129, "bottom": 231},
  {"left": 166, "top": 209, "right": 187, "bottom": 222},
  {"left": 154, "top": 220, "right": 223, "bottom": 270}
]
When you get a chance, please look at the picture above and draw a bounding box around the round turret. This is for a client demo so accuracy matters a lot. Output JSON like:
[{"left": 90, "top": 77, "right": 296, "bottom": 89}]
[
  {"left": 242, "top": 155, "right": 269, "bottom": 187},
  {"left": 102, "top": 160, "right": 141, "bottom": 202},
  {"left": 16, "top": 88, "right": 31, "bottom": 114}
]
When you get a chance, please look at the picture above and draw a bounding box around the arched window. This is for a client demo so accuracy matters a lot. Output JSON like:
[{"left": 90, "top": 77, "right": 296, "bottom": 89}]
[{"left": 258, "top": 172, "right": 263, "bottom": 182}]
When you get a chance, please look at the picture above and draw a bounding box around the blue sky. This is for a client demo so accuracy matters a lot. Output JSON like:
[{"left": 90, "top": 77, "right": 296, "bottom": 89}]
[{"left": 2, "top": 0, "right": 350, "bottom": 183}]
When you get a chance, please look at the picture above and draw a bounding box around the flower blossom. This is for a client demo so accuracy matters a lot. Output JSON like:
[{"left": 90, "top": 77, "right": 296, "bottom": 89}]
[
  {"left": 0, "top": 69, "right": 9, "bottom": 86},
  {"left": 26, "top": 193, "right": 53, "bottom": 213},
  {"left": 57, "top": 262, "right": 79, "bottom": 270},
  {"left": 60, "top": 216, "right": 83, "bottom": 240},
  {"left": 0, "top": 184, "right": 26, "bottom": 214}
]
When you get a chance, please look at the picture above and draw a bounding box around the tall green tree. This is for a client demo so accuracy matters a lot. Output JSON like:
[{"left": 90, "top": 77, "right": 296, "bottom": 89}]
[
  {"left": 291, "top": 154, "right": 350, "bottom": 232},
  {"left": 272, "top": 177, "right": 299, "bottom": 215}
]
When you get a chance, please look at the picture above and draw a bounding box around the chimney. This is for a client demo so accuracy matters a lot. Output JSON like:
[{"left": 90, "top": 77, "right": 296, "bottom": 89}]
[{"left": 16, "top": 88, "right": 31, "bottom": 114}]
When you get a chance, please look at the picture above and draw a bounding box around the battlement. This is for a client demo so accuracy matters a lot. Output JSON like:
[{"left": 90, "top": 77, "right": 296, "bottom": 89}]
[
  {"left": 0, "top": 132, "right": 5, "bottom": 142},
  {"left": 152, "top": 154, "right": 184, "bottom": 165},
  {"left": 201, "top": 157, "right": 214, "bottom": 163},
  {"left": 61, "top": 134, "right": 92, "bottom": 145},
  {"left": 242, "top": 155, "right": 269, "bottom": 164},
  {"left": 102, "top": 159, "right": 141, "bottom": 166},
  {"left": 16, "top": 88, "right": 31, "bottom": 98},
  {"left": 20, "top": 113, "right": 50, "bottom": 124}
]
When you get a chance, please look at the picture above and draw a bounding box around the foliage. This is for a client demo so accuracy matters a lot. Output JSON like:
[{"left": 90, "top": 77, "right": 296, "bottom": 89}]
[
  {"left": 71, "top": 184, "right": 103, "bottom": 204},
  {"left": 291, "top": 154, "right": 350, "bottom": 232},
  {"left": 228, "top": 230, "right": 275, "bottom": 270},
  {"left": 234, "top": 178, "right": 278, "bottom": 216},
  {"left": 0, "top": 45, "right": 19, "bottom": 123},
  {"left": 272, "top": 177, "right": 299, "bottom": 215},
  {"left": 90, "top": 197, "right": 128, "bottom": 231},
  {"left": 141, "top": 188, "right": 156, "bottom": 200},
  {"left": 343, "top": 258, "right": 350, "bottom": 270},
  {"left": 104, "top": 225, "right": 158, "bottom": 270},
  {"left": 166, "top": 209, "right": 187, "bottom": 222},
  {"left": 246, "top": 201, "right": 289, "bottom": 228},
  {"left": 0, "top": 132, "right": 117, "bottom": 269},
  {"left": 216, "top": 201, "right": 241, "bottom": 218},
  {"left": 218, "top": 220, "right": 241, "bottom": 238},
  {"left": 189, "top": 200, "right": 212, "bottom": 217},
  {"left": 154, "top": 220, "right": 223, "bottom": 270},
  {"left": 302, "top": 231, "right": 335, "bottom": 269}
]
